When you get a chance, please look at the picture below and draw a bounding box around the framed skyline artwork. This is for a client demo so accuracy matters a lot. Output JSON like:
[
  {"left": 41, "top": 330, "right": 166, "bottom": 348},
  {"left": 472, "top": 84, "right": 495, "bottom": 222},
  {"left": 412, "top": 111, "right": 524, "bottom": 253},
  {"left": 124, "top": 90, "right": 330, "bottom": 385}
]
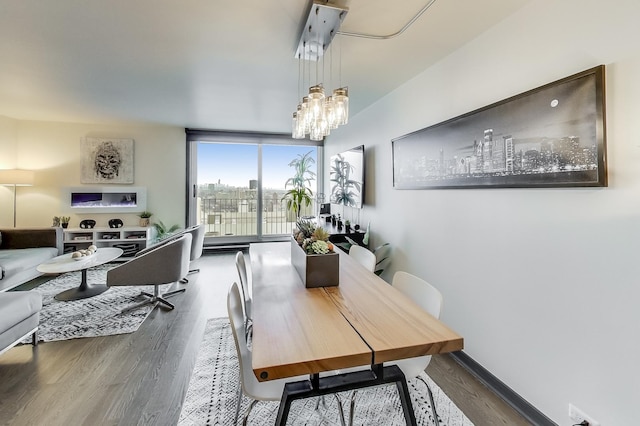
[
  {"left": 81, "top": 138, "right": 134, "bottom": 184},
  {"left": 392, "top": 65, "right": 607, "bottom": 189}
]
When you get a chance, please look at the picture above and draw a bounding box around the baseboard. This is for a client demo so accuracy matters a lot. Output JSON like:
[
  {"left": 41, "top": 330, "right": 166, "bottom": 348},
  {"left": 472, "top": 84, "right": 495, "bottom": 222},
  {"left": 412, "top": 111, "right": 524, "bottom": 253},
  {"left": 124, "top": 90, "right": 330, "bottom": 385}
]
[
  {"left": 203, "top": 244, "right": 249, "bottom": 252},
  {"left": 449, "top": 351, "right": 557, "bottom": 426}
]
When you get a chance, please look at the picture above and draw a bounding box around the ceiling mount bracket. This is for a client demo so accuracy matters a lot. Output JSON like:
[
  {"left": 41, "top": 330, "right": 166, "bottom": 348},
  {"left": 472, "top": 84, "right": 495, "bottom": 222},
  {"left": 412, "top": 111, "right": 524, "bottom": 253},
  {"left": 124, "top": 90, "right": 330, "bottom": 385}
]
[{"left": 294, "top": 1, "right": 349, "bottom": 61}]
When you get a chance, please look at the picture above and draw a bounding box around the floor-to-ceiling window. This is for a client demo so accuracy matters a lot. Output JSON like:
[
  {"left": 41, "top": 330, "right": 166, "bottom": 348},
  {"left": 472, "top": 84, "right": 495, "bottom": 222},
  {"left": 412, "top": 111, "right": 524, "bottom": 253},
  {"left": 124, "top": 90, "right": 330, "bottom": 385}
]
[{"left": 186, "top": 130, "right": 323, "bottom": 247}]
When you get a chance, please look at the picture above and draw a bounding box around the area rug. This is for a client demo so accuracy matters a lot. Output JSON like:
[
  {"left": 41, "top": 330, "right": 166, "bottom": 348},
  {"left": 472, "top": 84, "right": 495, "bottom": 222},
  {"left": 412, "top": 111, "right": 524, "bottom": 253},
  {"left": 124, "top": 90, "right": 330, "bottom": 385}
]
[
  {"left": 178, "top": 318, "right": 474, "bottom": 426},
  {"left": 20, "top": 264, "right": 171, "bottom": 344}
]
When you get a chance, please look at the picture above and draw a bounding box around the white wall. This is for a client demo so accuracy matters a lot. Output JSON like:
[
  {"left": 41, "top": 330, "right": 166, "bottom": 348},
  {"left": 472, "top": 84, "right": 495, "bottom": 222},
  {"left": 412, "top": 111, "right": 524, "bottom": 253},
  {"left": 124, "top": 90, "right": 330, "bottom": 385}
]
[
  {"left": 325, "top": 0, "right": 640, "bottom": 424},
  {"left": 0, "top": 115, "right": 20, "bottom": 225},
  {"left": 0, "top": 116, "right": 185, "bottom": 229}
]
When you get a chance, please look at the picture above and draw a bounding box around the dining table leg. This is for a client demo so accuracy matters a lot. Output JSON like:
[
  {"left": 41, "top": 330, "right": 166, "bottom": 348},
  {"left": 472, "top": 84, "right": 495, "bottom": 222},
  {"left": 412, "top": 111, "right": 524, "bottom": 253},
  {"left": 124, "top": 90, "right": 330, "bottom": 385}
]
[{"left": 274, "top": 365, "right": 417, "bottom": 426}]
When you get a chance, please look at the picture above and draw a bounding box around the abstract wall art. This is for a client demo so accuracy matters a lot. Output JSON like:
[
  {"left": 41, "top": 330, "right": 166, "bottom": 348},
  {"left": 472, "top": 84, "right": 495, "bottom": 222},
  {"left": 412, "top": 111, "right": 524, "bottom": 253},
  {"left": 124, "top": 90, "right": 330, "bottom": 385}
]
[{"left": 81, "top": 138, "right": 134, "bottom": 184}]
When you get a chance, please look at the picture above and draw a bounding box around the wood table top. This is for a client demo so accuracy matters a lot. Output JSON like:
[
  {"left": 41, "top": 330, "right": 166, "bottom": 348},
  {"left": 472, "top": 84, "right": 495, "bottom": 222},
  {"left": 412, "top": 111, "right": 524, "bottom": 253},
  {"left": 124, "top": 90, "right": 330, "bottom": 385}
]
[
  {"left": 249, "top": 242, "right": 463, "bottom": 382},
  {"left": 325, "top": 250, "right": 464, "bottom": 365}
]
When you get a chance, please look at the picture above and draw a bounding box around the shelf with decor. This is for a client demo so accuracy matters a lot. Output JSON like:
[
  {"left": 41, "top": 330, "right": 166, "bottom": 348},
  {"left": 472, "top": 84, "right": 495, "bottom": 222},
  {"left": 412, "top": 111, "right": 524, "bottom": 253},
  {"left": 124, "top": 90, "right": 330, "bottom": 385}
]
[
  {"left": 63, "top": 226, "right": 155, "bottom": 259},
  {"left": 318, "top": 222, "right": 366, "bottom": 253}
]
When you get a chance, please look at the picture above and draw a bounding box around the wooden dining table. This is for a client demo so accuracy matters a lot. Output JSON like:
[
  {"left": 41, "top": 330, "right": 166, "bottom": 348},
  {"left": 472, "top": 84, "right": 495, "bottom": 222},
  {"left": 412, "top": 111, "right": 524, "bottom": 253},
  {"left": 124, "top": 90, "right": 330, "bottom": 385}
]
[{"left": 250, "top": 242, "right": 463, "bottom": 425}]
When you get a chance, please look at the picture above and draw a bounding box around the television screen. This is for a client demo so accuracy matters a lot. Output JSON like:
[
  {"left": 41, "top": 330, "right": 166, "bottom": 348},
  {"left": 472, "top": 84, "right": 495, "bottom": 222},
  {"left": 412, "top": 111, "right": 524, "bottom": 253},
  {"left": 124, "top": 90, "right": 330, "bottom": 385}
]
[{"left": 329, "top": 145, "right": 364, "bottom": 208}]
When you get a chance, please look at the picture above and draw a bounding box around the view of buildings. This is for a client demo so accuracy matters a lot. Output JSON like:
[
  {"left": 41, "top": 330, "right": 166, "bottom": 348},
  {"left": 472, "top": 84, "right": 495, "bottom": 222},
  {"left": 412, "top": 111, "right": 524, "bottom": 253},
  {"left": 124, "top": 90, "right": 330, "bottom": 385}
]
[
  {"left": 195, "top": 181, "right": 316, "bottom": 238},
  {"left": 195, "top": 143, "right": 319, "bottom": 239},
  {"left": 401, "top": 128, "right": 598, "bottom": 183}
]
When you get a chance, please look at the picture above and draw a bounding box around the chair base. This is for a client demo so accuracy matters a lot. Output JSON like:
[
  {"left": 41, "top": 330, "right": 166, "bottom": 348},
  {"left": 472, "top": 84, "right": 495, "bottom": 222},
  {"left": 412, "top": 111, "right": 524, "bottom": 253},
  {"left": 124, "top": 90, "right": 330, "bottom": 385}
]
[
  {"left": 346, "top": 374, "right": 438, "bottom": 426},
  {"left": 121, "top": 285, "right": 186, "bottom": 313},
  {"left": 417, "top": 375, "right": 439, "bottom": 426},
  {"left": 238, "top": 387, "right": 346, "bottom": 426},
  {"left": 276, "top": 364, "right": 417, "bottom": 426},
  {"left": 349, "top": 376, "right": 439, "bottom": 426},
  {"left": 180, "top": 268, "right": 200, "bottom": 284}
]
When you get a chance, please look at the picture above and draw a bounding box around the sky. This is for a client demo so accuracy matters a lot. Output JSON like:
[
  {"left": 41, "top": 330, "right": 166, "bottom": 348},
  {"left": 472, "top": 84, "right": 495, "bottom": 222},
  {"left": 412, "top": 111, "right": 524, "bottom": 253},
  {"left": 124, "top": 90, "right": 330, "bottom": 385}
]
[{"left": 197, "top": 143, "right": 317, "bottom": 190}]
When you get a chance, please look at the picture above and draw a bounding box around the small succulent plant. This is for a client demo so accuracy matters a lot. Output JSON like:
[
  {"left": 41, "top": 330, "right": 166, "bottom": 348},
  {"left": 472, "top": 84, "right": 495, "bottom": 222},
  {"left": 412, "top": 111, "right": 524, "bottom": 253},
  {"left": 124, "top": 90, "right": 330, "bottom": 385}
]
[{"left": 293, "top": 218, "right": 334, "bottom": 255}]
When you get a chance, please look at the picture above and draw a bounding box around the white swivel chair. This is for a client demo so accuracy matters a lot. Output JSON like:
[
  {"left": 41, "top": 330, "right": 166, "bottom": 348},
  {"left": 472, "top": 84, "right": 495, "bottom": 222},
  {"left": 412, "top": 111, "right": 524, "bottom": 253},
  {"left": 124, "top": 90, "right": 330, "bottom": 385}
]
[
  {"left": 180, "top": 224, "right": 205, "bottom": 283},
  {"left": 347, "top": 271, "right": 443, "bottom": 426},
  {"left": 235, "top": 251, "right": 252, "bottom": 333},
  {"left": 348, "top": 245, "right": 376, "bottom": 273}
]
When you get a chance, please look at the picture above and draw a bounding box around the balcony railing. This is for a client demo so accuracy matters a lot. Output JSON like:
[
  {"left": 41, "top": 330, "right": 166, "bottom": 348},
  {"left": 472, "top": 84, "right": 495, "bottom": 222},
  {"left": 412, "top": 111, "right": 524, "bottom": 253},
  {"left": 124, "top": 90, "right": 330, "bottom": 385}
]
[{"left": 197, "top": 197, "right": 316, "bottom": 238}]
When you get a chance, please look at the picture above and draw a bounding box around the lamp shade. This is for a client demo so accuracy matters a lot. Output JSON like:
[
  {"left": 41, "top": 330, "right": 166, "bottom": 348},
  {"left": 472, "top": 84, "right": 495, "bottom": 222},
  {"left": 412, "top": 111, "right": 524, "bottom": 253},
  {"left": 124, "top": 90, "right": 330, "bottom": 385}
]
[{"left": 0, "top": 169, "right": 35, "bottom": 186}]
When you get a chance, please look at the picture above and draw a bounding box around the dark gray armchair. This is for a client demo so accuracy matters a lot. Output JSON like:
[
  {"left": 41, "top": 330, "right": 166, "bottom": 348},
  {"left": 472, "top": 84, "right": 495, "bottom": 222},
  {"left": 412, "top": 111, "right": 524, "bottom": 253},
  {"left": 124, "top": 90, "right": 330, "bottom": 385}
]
[{"left": 106, "top": 233, "right": 192, "bottom": 312}]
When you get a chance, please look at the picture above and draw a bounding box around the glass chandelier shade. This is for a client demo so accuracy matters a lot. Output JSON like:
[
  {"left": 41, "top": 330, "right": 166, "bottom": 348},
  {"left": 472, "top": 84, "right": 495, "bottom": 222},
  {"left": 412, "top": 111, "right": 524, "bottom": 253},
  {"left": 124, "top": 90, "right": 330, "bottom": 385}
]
[
  {"left": 332, "top": 87, "right": 349, "bottom": 126},
  {"left": 292, "top": 112, "right": 305, "bottom": 139},
  {"left": 308, "top": 84, "right": 325, "bottom": 122},
  {"left": 324, "top": 96, "right": 337, "bottom": 130},
  {"left": 292, "top": 84, "right": 349, "bottom": 140}
]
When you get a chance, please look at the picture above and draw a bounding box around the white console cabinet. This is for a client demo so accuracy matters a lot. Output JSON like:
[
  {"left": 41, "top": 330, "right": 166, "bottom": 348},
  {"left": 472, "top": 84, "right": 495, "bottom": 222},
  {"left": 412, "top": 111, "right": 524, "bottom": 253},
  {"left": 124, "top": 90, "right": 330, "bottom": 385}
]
[{"left": 63, "top": 226, "right": 155, "bottom": 259}]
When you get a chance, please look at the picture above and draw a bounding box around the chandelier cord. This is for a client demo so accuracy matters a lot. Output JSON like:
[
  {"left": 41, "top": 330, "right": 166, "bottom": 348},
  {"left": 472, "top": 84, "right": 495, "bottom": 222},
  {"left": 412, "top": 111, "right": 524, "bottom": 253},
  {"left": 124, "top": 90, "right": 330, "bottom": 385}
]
[
  {"left": 336, "top": 0, "right": 437, "bottom": 40},
  {"left": 322, "top": 42, "right": 325, "bottom": 87},
  {"left": 339, "top": 34, "right": 342, "bottom": 87},
  {"left": 329, "top": 37, "right": 333, "bottom": 90},
  {"left": 297, "top": 52, "right": 301, "bottom": 103},
  {"left": 315, "top": 5, "right": 320, "bottom": 85}
]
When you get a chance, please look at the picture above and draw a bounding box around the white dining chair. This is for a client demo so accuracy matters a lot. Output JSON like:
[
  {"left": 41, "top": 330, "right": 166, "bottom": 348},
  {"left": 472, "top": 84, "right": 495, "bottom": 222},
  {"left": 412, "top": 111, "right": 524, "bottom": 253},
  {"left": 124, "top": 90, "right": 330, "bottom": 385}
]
[
  {"left": 235, "top": 251, "right": 252, "bottom": 335},
  {"left": 390, "top": 271, "right": 443, "bottom": 425},
  {"left": 228, "top": 281, "right": 290, "bottom": 425},
  {"left": 227, "top": 281, "right": 346, "bottom": 426},
  {"left": 347, "top": 271, "right": 443, "bottom": 426},
  {"left": 227, "top": 282, "right": 345, "bottom": 426},
  {"left": 348, "top": 245, "right": 376, "bottom": 273}
]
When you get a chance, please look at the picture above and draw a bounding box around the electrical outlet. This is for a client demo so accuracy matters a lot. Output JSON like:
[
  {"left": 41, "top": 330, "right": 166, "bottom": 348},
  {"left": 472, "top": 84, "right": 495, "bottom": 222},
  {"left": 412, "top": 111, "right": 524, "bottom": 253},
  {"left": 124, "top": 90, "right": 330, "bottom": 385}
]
[{"left": 569, "top": 403, "right": 600, "bottom": 426}]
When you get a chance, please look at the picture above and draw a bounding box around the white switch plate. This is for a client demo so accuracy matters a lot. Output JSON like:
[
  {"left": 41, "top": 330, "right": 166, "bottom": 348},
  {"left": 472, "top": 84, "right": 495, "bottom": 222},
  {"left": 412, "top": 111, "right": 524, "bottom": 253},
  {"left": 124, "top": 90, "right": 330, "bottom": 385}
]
[{"left": 569, "top": 403, "right": 600, "bottom": 426}]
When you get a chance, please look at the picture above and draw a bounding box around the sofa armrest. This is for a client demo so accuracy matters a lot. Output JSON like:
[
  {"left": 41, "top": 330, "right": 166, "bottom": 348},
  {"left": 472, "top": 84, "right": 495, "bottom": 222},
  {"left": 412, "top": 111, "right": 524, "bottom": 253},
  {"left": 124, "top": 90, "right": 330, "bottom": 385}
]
[{"left": 0, "top": 228, "right": 64, "bottom": 255}]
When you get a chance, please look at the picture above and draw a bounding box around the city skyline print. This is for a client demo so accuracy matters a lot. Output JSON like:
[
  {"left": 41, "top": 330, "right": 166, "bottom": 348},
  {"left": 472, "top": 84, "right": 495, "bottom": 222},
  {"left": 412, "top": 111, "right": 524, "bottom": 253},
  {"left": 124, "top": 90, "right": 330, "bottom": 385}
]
[{"left": 392, "top": 65, "right": 606, "bottom": 189}]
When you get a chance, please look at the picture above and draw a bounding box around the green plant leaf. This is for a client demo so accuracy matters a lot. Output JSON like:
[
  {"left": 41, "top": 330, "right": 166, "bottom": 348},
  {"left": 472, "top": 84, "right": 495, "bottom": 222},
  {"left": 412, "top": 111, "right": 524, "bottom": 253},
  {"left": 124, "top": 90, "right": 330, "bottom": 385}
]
[{"left": 282, "top": 151, "right": 316, "bottom": 217}]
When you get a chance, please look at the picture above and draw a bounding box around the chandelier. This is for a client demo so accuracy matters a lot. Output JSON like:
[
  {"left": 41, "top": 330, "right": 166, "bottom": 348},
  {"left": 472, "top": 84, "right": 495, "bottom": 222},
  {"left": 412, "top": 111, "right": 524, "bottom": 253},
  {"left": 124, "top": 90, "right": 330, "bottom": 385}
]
[{"left": 292, "top": 1, "right": 349, "bottom": 141}]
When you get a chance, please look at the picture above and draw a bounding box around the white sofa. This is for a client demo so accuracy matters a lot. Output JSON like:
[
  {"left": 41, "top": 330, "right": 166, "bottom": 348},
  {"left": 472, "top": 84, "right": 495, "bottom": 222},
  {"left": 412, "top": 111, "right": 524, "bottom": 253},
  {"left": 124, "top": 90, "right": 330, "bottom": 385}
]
[
  {"left": 0, "top": 291, "right": 42, "bottom": 356},
  {"left": 0, "top": 228, "right": 63, "bottom": 292}
]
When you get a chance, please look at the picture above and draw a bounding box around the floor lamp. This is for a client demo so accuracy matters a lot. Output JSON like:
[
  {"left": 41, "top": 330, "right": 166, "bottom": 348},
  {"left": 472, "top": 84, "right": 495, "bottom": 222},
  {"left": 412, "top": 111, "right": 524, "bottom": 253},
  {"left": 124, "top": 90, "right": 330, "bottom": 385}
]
[{"left": 0, "top": 169, "right": 34, "bottom": 228}]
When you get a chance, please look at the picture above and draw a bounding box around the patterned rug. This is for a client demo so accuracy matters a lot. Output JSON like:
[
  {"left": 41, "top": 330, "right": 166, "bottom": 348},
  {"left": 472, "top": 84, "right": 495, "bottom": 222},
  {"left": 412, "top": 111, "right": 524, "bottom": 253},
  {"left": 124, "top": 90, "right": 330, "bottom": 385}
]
[
  {"left": 20, "top": 264, "right": 171, "bottom": 343},
  {"left": 178, "top": 318, "right": 474, "bottom": 426}
]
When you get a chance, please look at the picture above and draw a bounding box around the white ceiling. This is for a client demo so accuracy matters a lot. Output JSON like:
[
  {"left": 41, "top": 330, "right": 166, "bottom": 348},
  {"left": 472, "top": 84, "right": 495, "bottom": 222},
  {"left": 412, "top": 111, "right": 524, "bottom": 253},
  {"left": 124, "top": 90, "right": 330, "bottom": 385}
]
[{"left": 0, "top": 0, "right": 529, "bottom": 133}]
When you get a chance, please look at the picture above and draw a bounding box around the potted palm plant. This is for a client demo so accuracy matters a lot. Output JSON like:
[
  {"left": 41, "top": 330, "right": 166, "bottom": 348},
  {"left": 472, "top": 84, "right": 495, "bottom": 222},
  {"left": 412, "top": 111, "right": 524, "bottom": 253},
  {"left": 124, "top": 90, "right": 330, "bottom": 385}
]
[
  {"left": 153, "top": 220, "right": 180, "bottom": 242},
  {"left": 282, "top": 151, "right": 316, "bottom": 220}
]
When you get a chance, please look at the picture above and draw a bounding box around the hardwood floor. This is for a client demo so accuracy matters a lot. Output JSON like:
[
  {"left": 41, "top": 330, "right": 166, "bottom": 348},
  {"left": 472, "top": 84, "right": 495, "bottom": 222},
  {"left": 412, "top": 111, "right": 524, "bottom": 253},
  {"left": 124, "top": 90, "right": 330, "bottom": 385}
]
[{"left": 0, "top": 251, "right": 531, "bottom": 426}]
